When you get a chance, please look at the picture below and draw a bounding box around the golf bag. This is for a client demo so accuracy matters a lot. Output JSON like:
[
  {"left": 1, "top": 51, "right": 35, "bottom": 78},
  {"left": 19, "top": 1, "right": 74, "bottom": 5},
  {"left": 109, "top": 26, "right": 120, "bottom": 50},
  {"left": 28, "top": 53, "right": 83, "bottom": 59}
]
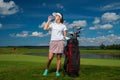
[{"left": 63, "top": 27, "right": 81, "bottom": 77}]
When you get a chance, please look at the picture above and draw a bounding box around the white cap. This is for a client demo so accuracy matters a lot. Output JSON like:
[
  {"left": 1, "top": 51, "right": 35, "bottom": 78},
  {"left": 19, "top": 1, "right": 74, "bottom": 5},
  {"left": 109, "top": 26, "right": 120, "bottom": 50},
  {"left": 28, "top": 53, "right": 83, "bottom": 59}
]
[{"left": 52, "top": 12, "right": 62, "bottom": 18}]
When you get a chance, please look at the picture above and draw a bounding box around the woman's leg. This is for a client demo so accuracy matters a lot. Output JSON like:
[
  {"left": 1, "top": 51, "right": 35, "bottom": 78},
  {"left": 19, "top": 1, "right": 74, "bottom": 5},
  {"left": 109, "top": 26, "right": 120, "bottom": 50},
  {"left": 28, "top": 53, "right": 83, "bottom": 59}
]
[
  {"left": 56, "top": 54, "right": 62, "bottom": 76},
  {"left": 46, "top": 52, "right": 54, "bottom": 70},
  {"left": 56, "top": 54, "right": 62, "bottom": 72},
  {"left": 43, "top": 52, "right": 54, "bottom": 76}
]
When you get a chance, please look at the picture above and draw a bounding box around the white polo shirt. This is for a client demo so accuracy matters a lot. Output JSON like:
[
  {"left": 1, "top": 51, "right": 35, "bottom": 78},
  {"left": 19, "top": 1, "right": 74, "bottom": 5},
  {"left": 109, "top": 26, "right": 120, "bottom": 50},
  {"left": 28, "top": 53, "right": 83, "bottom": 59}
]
[{"left": 49, "top": 22, "right": 67, "bottom": 40}]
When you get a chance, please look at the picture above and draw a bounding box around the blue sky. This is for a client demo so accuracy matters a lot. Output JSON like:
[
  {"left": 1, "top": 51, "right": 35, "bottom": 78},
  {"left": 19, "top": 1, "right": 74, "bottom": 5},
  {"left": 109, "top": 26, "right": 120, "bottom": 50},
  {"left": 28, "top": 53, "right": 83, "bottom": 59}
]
[{"left": 0, "top": 0, "right": 120, "bottom": 46}]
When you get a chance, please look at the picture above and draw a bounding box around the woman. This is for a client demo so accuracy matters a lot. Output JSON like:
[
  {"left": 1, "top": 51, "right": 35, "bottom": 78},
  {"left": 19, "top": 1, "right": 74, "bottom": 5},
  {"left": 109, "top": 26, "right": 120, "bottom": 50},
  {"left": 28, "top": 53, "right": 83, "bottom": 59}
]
[{"left": 43, "top": 12, "right": 67, "bottom": 76}]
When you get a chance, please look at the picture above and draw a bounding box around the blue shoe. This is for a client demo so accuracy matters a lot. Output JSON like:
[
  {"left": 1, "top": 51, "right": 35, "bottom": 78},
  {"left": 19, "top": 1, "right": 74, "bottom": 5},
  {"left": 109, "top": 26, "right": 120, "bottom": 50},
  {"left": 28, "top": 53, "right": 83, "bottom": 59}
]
[
  {"left": 43, "top": 70, "right": 48, "bottom": 76},
  {"left": 56, "top": 71, "right": 60, "bottom": 77}
]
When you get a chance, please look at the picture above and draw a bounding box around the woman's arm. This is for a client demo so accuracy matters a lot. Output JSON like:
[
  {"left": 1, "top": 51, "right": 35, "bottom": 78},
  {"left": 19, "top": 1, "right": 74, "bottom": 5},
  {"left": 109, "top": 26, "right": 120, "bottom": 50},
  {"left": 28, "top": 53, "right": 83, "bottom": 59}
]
[
  {"left": 64, "top": 30, "right": 70, "bottom": 40},
  {"left": 44, "top": 21, "right": 50, "bottom": 30},
  {"left": 63, "top": 30, "right": 67, "bottom": 38},
  {"left": 44, "top": 16, "right": 52, "bottom": 30}
]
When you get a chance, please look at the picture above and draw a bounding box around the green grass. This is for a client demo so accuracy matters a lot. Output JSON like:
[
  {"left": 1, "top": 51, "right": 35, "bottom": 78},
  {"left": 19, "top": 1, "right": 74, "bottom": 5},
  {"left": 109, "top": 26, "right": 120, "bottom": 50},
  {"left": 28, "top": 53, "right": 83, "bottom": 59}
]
[
  {"left": 81, "top": 49, "right": 120, "bottom": 55},
  {"left": 0, "top": 54, "right": 120, "bottom": 80},
  {"left": 0, "top": 47, "right": 49, "bottom": 54},
  {"left": 0, "top": 47, "right": 120, "bottom": 55},
  {"left": 0, "top": 54, "right": 120, "bottom": 67}
]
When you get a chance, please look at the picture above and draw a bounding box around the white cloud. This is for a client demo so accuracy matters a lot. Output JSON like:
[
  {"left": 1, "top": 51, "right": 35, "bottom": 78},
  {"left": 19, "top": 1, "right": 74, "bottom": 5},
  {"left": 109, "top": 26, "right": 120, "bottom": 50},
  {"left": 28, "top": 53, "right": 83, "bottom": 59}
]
[
  {"left": 89, "top": 25, "right": 99, "bottom": 30},
  {"left": 108, "top": 30, "right": 113, "bottom": 33},
  {"left": 68, "top": 20, "right": 87, "bottom": 28},
  {"left": 56, "top": 3, "right": 65, "bottom": 10},
  {"left": 10, "top": 30, "right": 51, "bottom": 38},
  {"left": 102, "top": 12, "right": 120, "bottom": 22},
  {"left": 90, "top": 12, "right": 119, "bottom": 30},
  {"left": 31, "top": 31, "right": 51, "bottom": 37},
  {"left": 0, "top": 0, "right": 19, "bottom": 15},
  {"left": 31, "top": 31, "right": 43, "bottom": 37},
  {"left": 101, "top": 2, "right": 120, "bottom": 11},
  {"left": 79, "top": 34, "right": 120, "bottom": 46},
  {"left": 93, "top": 17, "right": 100, "bottom": 24},
  {"left": 41, "top": 3, "right": 65, "bottom": 11},
  {"left": 0, "top": 23, "right": 2, "bottom": 28},
  {"left": 45, "top": 31, "right": 51, "bottom": 36},
  {"left": 10, "top": 31, "right": 29, "bottom": 37},
  {"left": 85, "top": 2, "right": 120, "bottom": 12},
  {"left": 89, "top": 24, "right": 113, "bottom": 30},
  {"left": 38, "top": 21, "right": 46, "bottom": 28},
  {"left": 16, "top": 31, "right": 29, "bottom": 37},
  {"left": 100, "top": 24, "right": 113, "bottom": 29}
]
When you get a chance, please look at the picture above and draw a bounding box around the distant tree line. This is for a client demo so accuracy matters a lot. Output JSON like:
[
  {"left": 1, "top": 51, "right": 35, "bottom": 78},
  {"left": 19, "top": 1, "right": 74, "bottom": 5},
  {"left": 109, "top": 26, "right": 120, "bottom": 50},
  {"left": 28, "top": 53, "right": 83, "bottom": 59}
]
[{"left": 100, "top": 44, "right": 120, "bottom": 50}]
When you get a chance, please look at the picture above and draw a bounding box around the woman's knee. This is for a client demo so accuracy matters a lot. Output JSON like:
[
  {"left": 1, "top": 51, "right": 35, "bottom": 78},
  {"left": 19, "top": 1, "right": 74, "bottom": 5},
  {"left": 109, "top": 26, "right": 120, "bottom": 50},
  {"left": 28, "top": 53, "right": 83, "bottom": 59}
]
[
  {"left": 48, "top": 53, "right": 54, "bottom": 60},
  {"left": 57, "top": 54, "right": 62, "bottom": 61},
  {"left": 48, "top": 57, "right": 53, "bottom": 61}
]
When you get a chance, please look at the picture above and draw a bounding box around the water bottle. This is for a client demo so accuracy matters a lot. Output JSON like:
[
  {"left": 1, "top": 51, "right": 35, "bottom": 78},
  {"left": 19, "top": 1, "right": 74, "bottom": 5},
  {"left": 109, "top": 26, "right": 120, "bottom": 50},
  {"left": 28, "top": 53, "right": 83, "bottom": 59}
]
[{"left": 48, "top": 15, "right": 54, "bottom": 21}]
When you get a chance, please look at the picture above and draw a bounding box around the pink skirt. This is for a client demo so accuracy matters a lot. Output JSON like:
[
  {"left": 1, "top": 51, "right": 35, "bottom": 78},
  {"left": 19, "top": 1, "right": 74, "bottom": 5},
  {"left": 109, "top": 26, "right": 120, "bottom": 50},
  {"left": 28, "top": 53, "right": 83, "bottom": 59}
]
[{"left": 49, "top": 40, "right": 65, "bottom": 54}]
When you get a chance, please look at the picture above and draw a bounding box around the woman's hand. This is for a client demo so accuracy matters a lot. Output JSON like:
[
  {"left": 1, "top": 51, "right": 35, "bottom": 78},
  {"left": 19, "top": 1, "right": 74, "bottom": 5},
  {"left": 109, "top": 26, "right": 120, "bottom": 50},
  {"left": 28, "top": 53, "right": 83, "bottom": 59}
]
[{"left": 48, "top": 16, "right": 54, "bottom": 22}]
